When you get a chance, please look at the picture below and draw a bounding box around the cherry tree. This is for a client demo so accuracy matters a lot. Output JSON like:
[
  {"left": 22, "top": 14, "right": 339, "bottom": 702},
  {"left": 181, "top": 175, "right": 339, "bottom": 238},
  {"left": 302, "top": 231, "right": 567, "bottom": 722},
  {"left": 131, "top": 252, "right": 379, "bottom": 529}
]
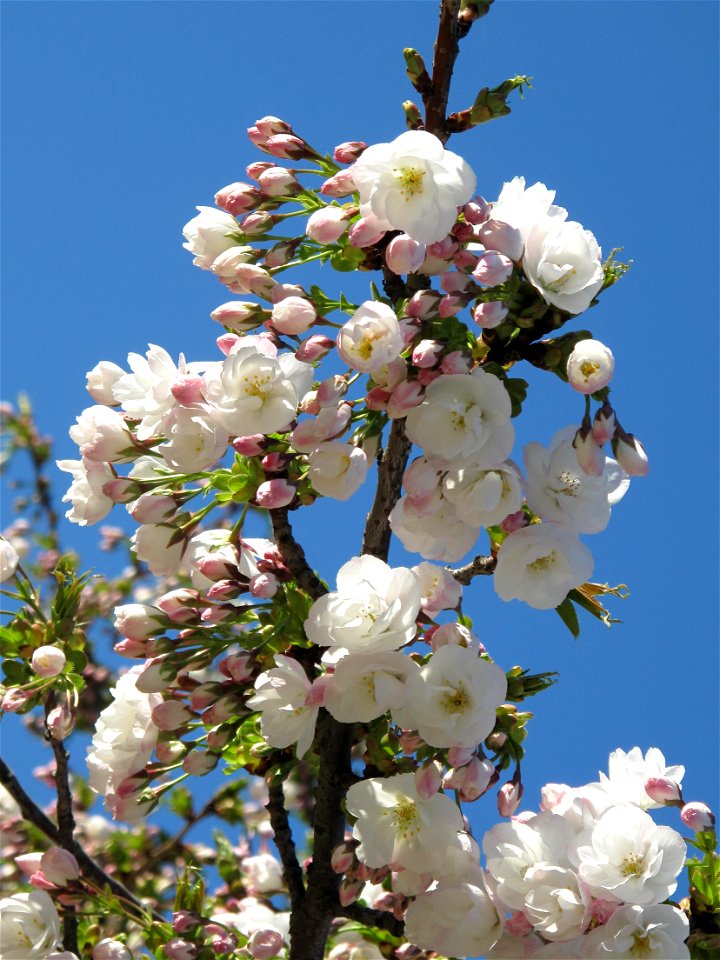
[{"left": 1, "top": 2, "right": 717, "bottom": 960}]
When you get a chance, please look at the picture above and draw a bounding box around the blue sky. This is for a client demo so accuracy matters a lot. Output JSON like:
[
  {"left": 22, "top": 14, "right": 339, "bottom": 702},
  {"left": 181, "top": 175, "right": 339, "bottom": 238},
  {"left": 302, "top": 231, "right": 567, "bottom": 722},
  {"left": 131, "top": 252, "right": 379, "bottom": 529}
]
[{"left": 2, "top": 0, "right": 718, "bottom": 905}]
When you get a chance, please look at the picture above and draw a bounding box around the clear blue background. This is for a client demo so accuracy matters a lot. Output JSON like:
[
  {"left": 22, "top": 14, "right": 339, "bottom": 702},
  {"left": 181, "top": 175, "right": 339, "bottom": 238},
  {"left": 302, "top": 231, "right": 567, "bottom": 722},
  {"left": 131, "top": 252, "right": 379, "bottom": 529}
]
[{"left": 2, "top": 0, "right": 718, "bottom": 926}]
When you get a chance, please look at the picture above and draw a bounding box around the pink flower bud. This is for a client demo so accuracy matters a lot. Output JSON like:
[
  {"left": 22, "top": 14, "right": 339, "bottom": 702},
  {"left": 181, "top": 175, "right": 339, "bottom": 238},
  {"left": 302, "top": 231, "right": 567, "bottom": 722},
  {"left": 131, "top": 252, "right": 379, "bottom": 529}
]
[
  {"left": 270, "top": 295, "right": 316, "bottom": 335},
  {"left": 40, "top": 847, "right": 80, "bottom": 886},
  {"left": 498, "top": 778, "right": 523, "bottom": 817},
  {"left": 387, "top": 380, "right": 423, "bottom": 418},
  {"left": 136, "top": 657, "right": 176, "bottom": 693},
  {"left": 246, "top": 161, "right": 274, "bottom": 180},
  {"left": 114, "top": 638, "right": 147, "bottom": 658},
  {"left": 93, "top": 940, "right": 133, "bottom": 960},
  {"left": 459, "top": 757, "right": 496, "bottom": 802},
  {"left": 333, "top": 141, "right": 368, "bottom": 163},
  {"left": 219, "top": 653, "right": 252, "bottom": 683},
  {"left": 415, "top": 762, "right": 442, "bottom": 799},
  {"left": 172, "top": 910, "right": 201, "bottom": 934},
  {"left": 102, "top": 478, "right": 137, "bottom": 503},
  {"left": 255, "top": 116, "right": 293, "bottom": 138},
  {"left": 645, "top": 777, "right": 683, "bottom": 806},
  {"left": 47, "top": 700, "right": 75, "bottom": 740},
  {"left": 612, "top": 431, "right": 649, "bottom": 476},
  {"left": 216, "top": 332, "right": 241, "bottom": 356},
  {"left": 567, "top": 339, "right": 615, "bottom": 394},
  {"left": 155, "top": 741, "right": 186, "bottom": 763},
  {"left": 475, "top": 219, "right": 523, "bottom": 261},
  {"left": 249, "top": 572, "right": 278, "bottom": 598},
  {"left": 239, "top": 212, "right": 274, "bottom": 237},
  {"left": 306, "top": 206, "right": 348, "bottom": 244},
  {"left": 573, "top": 424, "right": 606, "bottom": 477},
  {"left": 411, "top": 339, "right": 442, "bottom": 370},
  {"left": 398, "top": 730, "right": 424, "bottom": 753},
  {"left": 214, "top": 182, "right": 260, "bottom": 215},
  {"left": 2, "top": 688, "right": 31, "bottom": 712},
  {"left": 31, "top": 645, "right": 66, "bottom": 678},
  {"left": 385, "top": 234, "right": 426, "bottom": 275},
  {"left": 404, "top": 289, "right": 442, "bottom": 320},
  {"left": 426, "top": 236, "right": 457, "bottom": 259},
  {"left": 231, "top": 263, "right": 277, "bottom": 299},
  {"left": 447, "top": 746, "right": 474, "bottom": 768},
  {"left": 453, "top": 223, "right": 475, "bottom": 244},
  {"left": 255, "top": 479, "right": 296, "bottom": 509},
  {"left": 417, "top": 368, "right": 441, "bottom": 387},
  {"left": 261, "top": 453, "right": 289, "bottom": 473},
  {"left": 152, "top": 700, "right": 194, "bottom": 731},
  {"left": 257, "top": 167, "right": 300, "bottom": 197},
  {"left": 463, "top": 196, "right": 491, "bottom": 224},
  {"left": 317, "top": 375, "right": 348, "bottom": 407},
  {"left": 247, "top": 930, "right": 284, "bottom": 959},
  {"left": 128, "top": 493, "right": 177, "bottom": 524},
  {"left": 156, "top": 588, "right": 200, "bottom": 621},
  {"left": 365, "top": 386, "right": 390, "bottom": 411},
  {"left": 439, "top": 351, "right": 471, "bottom": 375},
  {"left": 473, "top": 250, "right": 513, "bottom": 286},
  {"left": 169, "top": 376, "right": 205, "bottom": 406},
  {"left": 320, "top": 169, "right": 357, "bottom": 197},
  {"left": 440, "top": 271, "right": 473, "bottom": 295},
  {"left": 592, "top": 403, "right": 617, "bottom": 445},
  {"left": 15, "top": 853, "right": 43, "bottom": 877},
  {"left": 208, "top": 927, "right": 239, "bottom": 955},
  {"left": 438, "top": 294, "right": 466, "bottom": 318},
  {"left": 681, "top": 801, "right": 715, "bottom": 832},
  {"left": 473, "top": 300, "right": 508, "bottom": 329},
  {"left": 164, "top": 939, "right": 197, "bottom": 960},
  {"left": 347, "top": 215, "right": 386, "bottom": 248},
  {"left": 331, "top": 841, "right": 357, "bottom": 874},
  {"left": 232, "top": 434, "right": 266, "bottom": 457},
  {"left": 265, "top": 134, "right": 308, "bottom": 160},
  {"left": 182, "top": 751, "right": 218, "bottom": 776},
  {"left": 339, "top": 877, "right": 364, "bottom": 907}
]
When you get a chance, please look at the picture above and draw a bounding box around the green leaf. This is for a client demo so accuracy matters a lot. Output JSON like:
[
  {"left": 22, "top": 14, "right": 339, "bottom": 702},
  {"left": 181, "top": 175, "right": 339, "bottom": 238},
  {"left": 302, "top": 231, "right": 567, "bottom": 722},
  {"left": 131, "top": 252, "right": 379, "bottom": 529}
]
[
  {"left": 555, "top": 597, "right": 580, "bottom": 638},
  {"left": 2, "top": 659, "right": 28, "bottom": 684}
]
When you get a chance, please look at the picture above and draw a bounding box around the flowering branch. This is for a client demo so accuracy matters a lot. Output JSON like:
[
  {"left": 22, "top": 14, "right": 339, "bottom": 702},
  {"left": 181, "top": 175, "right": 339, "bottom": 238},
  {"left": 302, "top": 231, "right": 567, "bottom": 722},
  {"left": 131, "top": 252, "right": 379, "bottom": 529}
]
[
  {"left": 47, "top": 736, "right": 79, "bottom": 954},
  {"left": 266, "top": 776, "right": 306, "bottom": 910},
  {"left": 361, "top": 418, "right": 412, "bottom": 561},
  {"left": 425, "top": 0, "right": 465, "bottom": 139}
]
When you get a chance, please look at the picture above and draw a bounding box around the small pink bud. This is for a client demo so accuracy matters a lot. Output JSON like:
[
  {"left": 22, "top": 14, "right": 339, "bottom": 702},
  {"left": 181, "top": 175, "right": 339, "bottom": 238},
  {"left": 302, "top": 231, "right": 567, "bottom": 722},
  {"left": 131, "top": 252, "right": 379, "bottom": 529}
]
[
  {"left": 438, "top": 294, "right": 466, "bottom": 318},
  {"left": 333, "top": 141, "right": 368, "bottom": 163},
  {"left": 320, "top": 169, "right": 357, "bottom": 197},
  {"left": 261, "top": 452, "right": 289, "bottom": 472},
  {"left": 592, "top": 403, "right": 617, "bottom": 445},
  {"left": 473, "top": 300, "right": 508, "bottom": 329},
  {"left": 164, "top": 939, "right": 197, "bottom": 960},
  {"left": 317, "top": 375, "right": 348, "bottom": 407},
  {"left": 440, "top": 271, "right": 473, "bottom": 295},
  {"left": 417, "top": 368, "right": 441, "bottom": 387},
  {"left": 31, "top": 645, "right": 66, "bottom": 678},
  {"left": 347, "top": 215, "right": 386, "bottom": 248},
  {"left": 453, "top": 224, "right": 476, "bottom": 245},
  {"left": 411, "top": 339, "right": 442, "bottom": 370},
  {"left": 114, "top": 638, "right": 147, "bottom": 658},
  {"left": 169, "top": 376, "right": 205, "bottom": 406},
  {"left": 255, "top": 479, "right": 296, "bottom": 509},
  {"left": 439, "top": 351, "right": 471, "bottom": 375},
  {"left": 448, "top": 746, "right": 474, "bottom": 768},
  {"left": 681, "top": 801, "right": 715, "bottom": 832},
  {"left": 573, "top": 425, "right": 606, "bottom": 477},
  {"left": 257, "top": 166, "right": 300, "bottom": 197},
  {"left": 500, "top": 511, "right": 528, "bottom": 534},
  {"left": 206, "top": 727, "right": 232, "bottom": 749},
  {"left": 219, "top": 653, "right": 252, "bottom": 683},
  {"left": 306, "top": 206, "right": 348, "bottom": 244},
  {"left": 155, "top": 741, "right": 186, "bottom": 763},
  {"left": 93, "top": 940, "right": 133, "bottom": 960},
  {"left": 612, "top": 430, "right": 649, "bottom": 476},
  {"left": 208, "top": 928, "right": 239, "bottom": 955},
  {"left": 426, "top": 236, "right": 457, "bottom": 259},
  {"left": 475, "top": 219, "right": 523, "bottom": 261},
  {"left": 459, "top": 757, "right": 496, "bottom": 802},
  {"left": 255, "top": 116, "right": 293, "bottom": 138},
  {"left": 472, "top": 251, "right": 513, "bottom": 286},
  {"left": 214, "top": 181, "right": 260, "bottom": 215},
  {"left": 239, "top": 212, "right": 275, "bottom": 236},
  {"left": 270, "top": 295, "right": 316, "bottom": 335},
  {"left": 331, "top": 841, "right": 357, "bottom": 874},
  {"left": 247, "top": 929, "right": 284, "bottom": 959},
  {"left": 645, "top": 777, "right": 683, "bottom": 806},
  {"left": 398, "top": 730, "right": 424, "bottom": 753},
  {"left": 15, "top": 853, "right": 44, "bottom": 877},
  {"left": 387, "top": 380, "right": 423, "bottom": 418},
  {"left": 232, "top": 434, "right": 266, "bottom": 457},
  {"left": 47, "top": 700, "right": 75, "bottom": 740},
  {"left": 385, "top": 234, "right": 426, "bottom": 275},
  {"left": 339, "top": 877, "right": 364, "bottom": 906},
  {"left": 265, "top": 134, "right": 308, "bottom": 160},
  {"left": 173, "top": 910, "right": 201, "bottom": 934},
  {"left": 40, "top": 847, "right": 80, "bottom": 886},
  {"left": 152, "top": 700, "right": 194, "bottom": 731},
  {"left": 156, "top": 588, "right": 200, "bottom": 621},
  {"left": 246, "top": 161, "right": 274, "bottom": 180},
  {"left": 249, "top": 572, "right": 278, "bottom": 598},
  {"left": 182, "top": 751, "right": 219, "bottom": 777},
  {"left": 404, "top": 289, "right": 442, "bottom": 320},
  {"left": 498, "top": 778, "right": 523, "bottom": 817},
  {"left": 365, "top": 386, "right": 390, "bottom": 411},
  {"left": 102, "top": 478, "right": 137, "bottom": 503},
  {"left": 463, "top": 196, "right": 491, "bottom": 224},
  {"left": 128, "top": 492, "right": 177, "bottom": 524},
  {"left": 415, "top": 762, "right": 442, "bottom": 799}
]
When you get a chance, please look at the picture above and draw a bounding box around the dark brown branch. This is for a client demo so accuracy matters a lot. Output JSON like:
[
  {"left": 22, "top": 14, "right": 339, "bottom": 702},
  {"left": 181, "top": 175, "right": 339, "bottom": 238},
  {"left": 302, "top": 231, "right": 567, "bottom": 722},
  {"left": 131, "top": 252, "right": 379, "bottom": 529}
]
[
  {"left": 48, "top": 737, "right": 78, "bottom": 954},
  {"left": 267, "top": 777, "right": 306, "bottom": 911},
  {"left": 361, "top": 418, "right": 412, "bottom": 562},
  {"left": 451, "top": 553, "right": 497, "bottom": 584},
  {"left": 269, "top": 507, "right": 327, "bottom": 600},
  {"left": 0, "top": 758, "right": 163, "bottom": 923},
  {"left": 339, "top": 902, "right": 405, "bottom": 937},
  {"left": 424, "top": 0, "right": 463, "bottom": 140}
]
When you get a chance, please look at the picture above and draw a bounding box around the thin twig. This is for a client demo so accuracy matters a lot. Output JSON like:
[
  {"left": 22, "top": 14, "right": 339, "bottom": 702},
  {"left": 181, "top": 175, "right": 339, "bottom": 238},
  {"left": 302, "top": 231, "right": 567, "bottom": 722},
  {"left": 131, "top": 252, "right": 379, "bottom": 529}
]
[
  {"left": 451, "top": 553, "right": 497, "bottom": 584},
  {"left": 269, "top": 507, "right": 327, "bottom": 600},
  {"left": 0, "top": 758, "right": 164, "bottom": 924},
  {"left": 361, "top": 418, "right": 412, "bottom": 562},
  {"left": 424, "top": 0, "right": 463, "bottom": 140},
  {"left": 266, "top": 778, "right": 306, "bottom": 910},
  {"left": 48, "top": 736, "right": 79, "bottom": 954}
]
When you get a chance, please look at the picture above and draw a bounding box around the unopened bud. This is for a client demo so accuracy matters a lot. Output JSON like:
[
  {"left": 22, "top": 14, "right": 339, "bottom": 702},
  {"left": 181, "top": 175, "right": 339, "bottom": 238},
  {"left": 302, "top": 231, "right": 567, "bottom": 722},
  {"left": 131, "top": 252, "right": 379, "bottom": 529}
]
[
  {"left": 385, "top": 234, "right": 426, "bottom": 275},
  {"left": 40, "top": 847, "right": 80, "bottom": 886},
  {"left": 31, "top": 645, "right": 66, "bottom": 678},
  {"left": 93, "top": 940, "right": 133, "bottom": 960},
  {"left": 331, "top": 841, "right": 356, "bottom": 874},
  {"left": 415, "top": 761, "right": 443, "bottom": 799},
  {"left": 473, "top": 300, "right": 508, "bottom": 329},
  {"left": 333, "top": 141, "right": 368, "bottom": 164},
  {"left": 472, "top": 250, "right": 513, "bottom": 286},
  {"left": 182, "top": 750, "right": 218, "bottom": 776},
  {"left": 573, "top": 424, "right": 606, "bottom": 477},
  {"left": 681, "top": 801, "right": 715, "bottom": 832},
  {"left": 338, "top": 877, "right": 364, "bottom": 906},
  {"left": 645, "top": 777, "right": 683, "bottom": 806},
  {"left": 592, "top": 403, "right": 617, "bottom": 445},
  {"left": 566, "top": 339, "right": 615, "bottom": 394},
  {"left": 612, "top": 429, "right": 649, "bottom": 476},
  {"left": 497, "top": 777, "right": 523, "bottom": 817},
  {"left": 306, "top": 206, "right": 348, "bottom": 244},
  {"left": 164, "top": 939, "right": 197, "bottom": 960},
  {"left": 247, "top": 929, "right": 284, "bottom": 959}
]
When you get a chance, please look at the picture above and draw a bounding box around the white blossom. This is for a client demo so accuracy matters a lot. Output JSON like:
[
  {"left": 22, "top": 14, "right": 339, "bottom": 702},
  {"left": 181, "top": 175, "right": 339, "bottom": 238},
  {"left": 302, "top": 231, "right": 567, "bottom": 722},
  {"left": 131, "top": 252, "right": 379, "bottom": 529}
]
[
  {"left": 307, "top": 442, "right": 368, "bottom": 500},
  {"left": 86, "top": 668, "right": 162, "bottom": 820},
  {"left": 404, "top": 879, "right": 501, "bottom": 957},
  {"left": 351, "top": 130, "right": 476, "bottom": 244},
  {"left": 412, "top": 562, "right": 463, "bottom": 619},
  {"left": 524, "top": 215, "right": 604, "bottom": 315},
  {"left": 304, "top": 555, "right": 421, "bottom": 654},
  {"left": 336, "top": 301, "right": 403, "bottom": 373},
  {"left": 582, "top": 903, "right": 690, "bottom": 959},
  {"left": 68, "top": 405, "right": 135, "bottom": 462},
  {"left": 85, "top": 360, "right": 125, "bottom": 405},
  {"left": 405, "top": 370, "right": 514, "bottom": 463},
  {"left": 323, "top": 650, "right": 418, "bottom": 723},
  {"left": 158, "top": 405, "right": 228, "bottom": 473},
  {"left": 592, "top": 746, "right": 686, "bottom": 812},
  {"left": 443, "top": 460, "right": 524, "bottom": 527},
  {"left": 522, "top": 864, "right": 587, "bottom": 941},
  {"left": 182, "top": 205, "right": 243, "bottom": 269},
  {"left": 246, "top": 655, "right": 318, "bottom": 758},
  {"left": 390, "top": 490, "right": 480, "bottom": 562},
  {"left": 493, "top": 522, "right": 594, "bottom": 610},
  {"left": 57, "top": 458, "right": 114, "bottom": 526},
  {"left": 345, "top": 772, "right": 463, "bottom": 873},
  {"left": 0, "top": 537, "right": 19, "bottom": 583},
  {"left": 566, "top": 339, "right": 615, "bottom": 394}
]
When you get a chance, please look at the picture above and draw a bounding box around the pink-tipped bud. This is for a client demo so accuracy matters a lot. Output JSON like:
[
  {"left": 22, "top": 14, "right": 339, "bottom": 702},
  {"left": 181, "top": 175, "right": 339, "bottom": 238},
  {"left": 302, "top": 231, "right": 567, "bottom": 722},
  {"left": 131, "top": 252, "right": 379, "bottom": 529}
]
[
  {"left": 247, "top": 929, "right": 284, "bottom": 959},
  {"left": 181, "top": 750, "right": 218, "bottom": 777},
  {"left": 317, "top": 375, "right": 348, "bottom": 407},
  {"left": 31, "top": 645, "right": 66, "bottom": 678},
  {"left": 306, "top": 206, "right": 348, "bottom": 244},
  {"left": 128, "top": 492, "right": 177, "bottom": 525},
  {"left": 331, "top": 841, "right": 357, "bottom": 875},
  {"left": 172, "top": 910, "right": 201, "bottom": 934},
  {"left": 612, "top": 430, "right": 649, "bottom": 476},
  {"left": 47, "top": 700, "right": 75, "bottom": 740},
  {"left": 257, "top": 167, "right": 300, "bottom": 198},
  {"left": 255, "top": 479, "right": 296, "bottom": 509},
  {"left": 262, "top": 452, "right": 289, "bottom": 473},
  {"left": 347, "top": 215, "right": 386, "bottom": 248},
  {"left": 385, "top": 234, "right": 426, "bottom": 275},
  {"left": 473, "top": 300, "right": 508, "bottom": 330},
  {"left": 114, "top": 638, "right": 147, "bottom": 658},
  {"left": 573, "top": 424, "right": 606, "bottom": 477},
  {"left": 155, "top": 741, "right": 186, "bottom": 764},
  {"left": 438, "top": 294, "right": 466, "bottom": 318},
  {"left": 211, "top": 302, "right": 266, "bottom": 334},
  {"left": 440, "top": 271, "right": 473, "bottom": 295},
  {"left": 249, "top": 572, "right": 278, "bottom": 598},
  {"left": 233, "top": 434, "right": 266, "bottom": 457},
  {"left": 415, "top": 762, "right": 442, "bottom": 799},
  {"left": 592, "top": 403, "right": 617, "bottom": 445},
  {"left": 93, "top": 940, "right": 133, "bottom": 960},
  {"left": 102, "top": 478, "right": 137, "bottom": 503},
  {"left": 500, "top": 511, "right": 528, "bottom": 534},
  {"left": 320, "top": 169, "right": 357, "bottom": 198},
  {"left": 339, "top": 877, "right": 364, "bottom": 907},
  {"left": 439, "top": 350, "right": 471, "bottom": 375},
  {"left": 498, "top": 778, "right": 523, "bottom": 817},
  {"left": 645, "top": 777, "right": 683, "bottom": 806},
  {"left": 214, "top": 181, "right": 260, "bottom": 215},
  {"left": 219, "top": 653, "right": 252, "bottom": 683},
  {"left": 475, "top": 219, "right": 523, "bottom": 261},
  {"left": 426, "top": 236, "right": 457, "bottom": 259},
  {"left": 333, "top": 141, "right": 368, "bottom": 164},
  {"left": 216, "top": 332, "right": 241, "bottom": 356},
  {"left": 387, "top": 380, "right": 423, "bottom": 419},
  {"left": 151, "top": 700, "right": 194, "bottom": 731},
  {"left": 40, "top": 847, "right": 80, "bottom": 886},
  {"left": 270, "top": 295, "right": 316, "bottom": 335},
  {"left": 447, "top": 746, "right": 475, "bottom": 768},
  {"left": 463, "top": 196, "right": 491, "bottom": 225},
  {"left": 453, "top": 224, "right": 476, "bottom": 245},
  {"left": 239, "top": 212, "right": 274, "bottom": 237},
  {"left": 681, "top": 801, "right": 715, "bottom": 832},
  {"left": 255, "top": 116, "right": 293, "bottom": 138},
  {"left": 170, "top": 375, "right": 205, "bottom": 406},
  {"left": 398, "top": 730, "right": 424, "bottom": 753},
  {"left": 404, "top": 289, "right": 442, "bottom": 321},
  {"left": 246, "top": 161, "right": 274, "bottom": 180},
  {"left": 164, "top": 939, "right": 197, "bottom": 960},
  {"left": 265, "top": 134, "right": 308, "bottom": 160},
  {"left": 472, "top": 251, "right": 513, "bottom": 287},
  {"left": 459, "top": 757, "right": 496, "bottom": 802},
  {"left": 208, "top": 928, "right": 238, "bottom": 955},
  {"left": 411, "top": 339, "right": 443, "bottom": 370}
]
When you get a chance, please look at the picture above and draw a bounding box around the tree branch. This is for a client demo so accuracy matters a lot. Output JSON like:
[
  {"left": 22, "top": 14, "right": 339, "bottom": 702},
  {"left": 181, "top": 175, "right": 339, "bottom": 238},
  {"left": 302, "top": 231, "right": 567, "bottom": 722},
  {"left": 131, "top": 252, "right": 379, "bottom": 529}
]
[
  {"left": 424, "top": 0, "right": 463, "bottom": 140},
  {"left": 362, "top": 418, "right": 412, "bottom": 562},
  {"left": 48, "top": 736, "right": 78, "bottom": 954},
  {"left": 269, "top": 506, "right": 327, "bottom": 600},
  {"left": 338, "top": 902, "right": 405, "bottom": 937},
  {"left": 451, "top": 553, "right": 496, "bottom": 584},
  {"left": 267, "top": 777, "right": 306, "bottom": 911},
  {"left": 0, "top": 758, "right": 164, "bottom": 924}
]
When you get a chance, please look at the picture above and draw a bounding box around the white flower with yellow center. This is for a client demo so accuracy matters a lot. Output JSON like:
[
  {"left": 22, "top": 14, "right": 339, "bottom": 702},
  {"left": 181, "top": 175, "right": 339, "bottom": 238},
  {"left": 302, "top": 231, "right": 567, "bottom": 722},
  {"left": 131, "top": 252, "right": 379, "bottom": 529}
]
[
  {"left": 345, "top": 772, "right": 463, "bottom": 873},
  {"left": 0, "top": 890, "right": 62, "bottom": 960},
  {"left": 246, "top": 655, "right": 318, "bottom": 759},
  {"left": 323, "top": 650, "right": 418, "bottom": 723},
  {"left": 404, "top": 879, "right": 501, "bottom": 957},
  {"left": 523, "top": 214, "right": 604, "bottom": 314},
  {"left": 582, "top": 903, "right": 690, "bottom": 959},
  {"left": 336, "top": 301, "right": 403, "bottom": 373},
  {"left": 443, "top": 459, "right": 524, "bottom": 527},
  {"left": 350, "top": 130, "right": 476, "bottom": 244}
]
